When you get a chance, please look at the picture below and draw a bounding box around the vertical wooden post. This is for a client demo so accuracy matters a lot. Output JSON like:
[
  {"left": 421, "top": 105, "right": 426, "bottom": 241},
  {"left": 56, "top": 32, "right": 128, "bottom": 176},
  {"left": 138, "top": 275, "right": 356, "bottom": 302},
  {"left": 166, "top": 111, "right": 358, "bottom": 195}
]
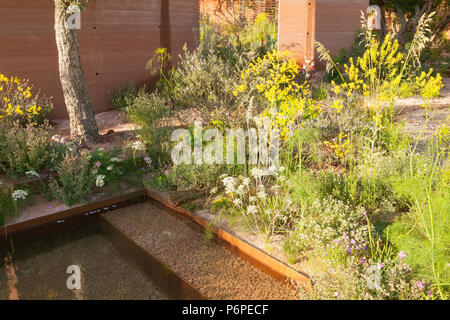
[
  {"left": 278, "top": 0, "right": 315, "bottom": 67},
  {"left": 305, "top": 1, "right": 315, "bottom": 64}
]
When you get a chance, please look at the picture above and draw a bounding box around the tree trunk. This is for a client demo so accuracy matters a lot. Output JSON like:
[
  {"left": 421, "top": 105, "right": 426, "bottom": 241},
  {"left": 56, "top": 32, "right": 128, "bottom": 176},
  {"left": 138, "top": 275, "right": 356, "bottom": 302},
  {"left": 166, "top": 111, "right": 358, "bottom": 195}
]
[
  {"left": 430, "top": 14, "right": 450, "bottom": 42},
  {"left": 54, "top": 0, "right": 99, "bottom": 145},
  {"left": 379, "top": 2, "right": 388, "bottom": 39},
  {"left": 395, "top": 0, "right": 435, "bottom": 46}
]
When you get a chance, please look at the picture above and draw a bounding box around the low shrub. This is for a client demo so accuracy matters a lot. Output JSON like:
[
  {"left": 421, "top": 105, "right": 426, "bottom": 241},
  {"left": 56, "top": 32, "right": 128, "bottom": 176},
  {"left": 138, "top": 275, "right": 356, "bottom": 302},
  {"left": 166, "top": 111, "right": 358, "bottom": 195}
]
[
  {"left": 288, "top": 197, "right": 369, "bottom": 253},
  {"left": 0, "top": 182, "right": 30, "bottom": 226},
  {"left": 296, "top": 257, "right": 426, "bottom": 300},
  {"left": 49, "top": 152, "right": 99, "bottom": 206},
  {"left": 0, "top": 73, "right": 52, "bottom": 125},
  {"left": 387, "top": 121, "right": 449, "bottom": 299},
  {"left": 87, "top": 147, "right": 136, "bottom": 186},
  {"left": 125, "top": 89, "right": 172, "bottom": 162},
  {"left": 0, "top": 122, "right": 53, "bottom": 176},
  {"left": 164, "top": 44, "right": 244, "bottom": 125},
  {"left": 108, "top": 82, "right": 138, "bottom": 111}
]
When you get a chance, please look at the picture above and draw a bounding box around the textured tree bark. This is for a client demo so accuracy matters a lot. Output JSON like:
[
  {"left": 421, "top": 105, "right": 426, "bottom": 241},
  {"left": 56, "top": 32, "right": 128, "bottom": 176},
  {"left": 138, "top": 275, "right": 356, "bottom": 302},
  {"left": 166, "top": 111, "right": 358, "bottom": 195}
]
[
  {"left": 379, "top": 2, "right": 388, "bottom": 39},
  {"left": 395, "top": 0, "right": 435, "bottom": 46},
  {"left": 54, "top": 0, "right": 99, "bottom": 145}
]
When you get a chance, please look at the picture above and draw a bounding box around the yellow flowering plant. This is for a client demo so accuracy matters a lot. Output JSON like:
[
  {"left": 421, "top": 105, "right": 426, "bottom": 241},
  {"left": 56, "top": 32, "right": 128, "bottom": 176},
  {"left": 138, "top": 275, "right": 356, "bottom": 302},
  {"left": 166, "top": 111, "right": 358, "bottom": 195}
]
[
  {"left": 323, "top": 132, "right": 352, "bottom": 162},
  {"left": 0, "top": 74, "right": 52, "bottom": 125},
  {"left": 330, "top": 35, "right": 443, "bottom": 111},
  {"left": 233, "top": 50, "right": 322, "bottom": 138},
  {"left": 316, "top": 12, "right": 443, "bottom": 122}
]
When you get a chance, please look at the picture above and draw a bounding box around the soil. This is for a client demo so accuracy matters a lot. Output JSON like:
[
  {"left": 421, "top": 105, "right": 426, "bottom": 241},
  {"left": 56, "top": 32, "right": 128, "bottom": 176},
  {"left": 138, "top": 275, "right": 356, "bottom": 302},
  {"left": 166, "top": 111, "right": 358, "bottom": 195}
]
[
  {"left": 396, "top": 77, "right": 449, "bottom": 151},
  {"left": 51, "top": 110, "right": 138, "bottom": 152},
  {"left": 102, "top": 201, "right": 298, "bottom": 300}
]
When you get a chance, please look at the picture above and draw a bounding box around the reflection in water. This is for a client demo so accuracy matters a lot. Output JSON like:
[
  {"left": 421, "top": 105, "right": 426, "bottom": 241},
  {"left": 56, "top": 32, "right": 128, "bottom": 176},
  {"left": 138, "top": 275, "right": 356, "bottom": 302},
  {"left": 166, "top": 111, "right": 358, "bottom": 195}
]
[{"left": 0, "top": 223, "right": 167, "bottom": 300}]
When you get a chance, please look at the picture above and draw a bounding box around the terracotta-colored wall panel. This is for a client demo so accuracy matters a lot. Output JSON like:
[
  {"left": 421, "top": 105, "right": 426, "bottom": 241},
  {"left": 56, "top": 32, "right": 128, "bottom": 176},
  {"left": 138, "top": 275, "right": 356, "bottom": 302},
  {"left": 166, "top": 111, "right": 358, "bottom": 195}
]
[
  {"left": 278, "top": 0, "right": 368, "bottom": 68},
  {"left": 0, "top": 0, "right": 198, "bottom": 118},
  {"left": 316, "top": 0, "right": 368, "bottom": 54},
  {"left": 278, "top": 0, "right": 313, "bottom": 66}
]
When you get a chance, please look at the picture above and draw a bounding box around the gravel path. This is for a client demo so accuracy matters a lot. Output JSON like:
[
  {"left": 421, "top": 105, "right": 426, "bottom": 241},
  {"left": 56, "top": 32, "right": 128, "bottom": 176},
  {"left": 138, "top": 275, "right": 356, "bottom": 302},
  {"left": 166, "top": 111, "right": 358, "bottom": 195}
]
[
  {"left": 102, "top": 201, "right": 298, "bottom": 300},
  {"left": 396, "top": 77, "right": 449, "bottom": 151}
]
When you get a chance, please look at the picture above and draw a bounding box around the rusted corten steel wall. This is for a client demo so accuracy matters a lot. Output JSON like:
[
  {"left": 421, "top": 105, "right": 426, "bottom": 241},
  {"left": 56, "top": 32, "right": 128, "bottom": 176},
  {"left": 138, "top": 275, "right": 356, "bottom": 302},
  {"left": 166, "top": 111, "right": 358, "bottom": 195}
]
[
  {"left": 278, "top": 0, "right": 369, "bottom": 67},
  {"left": 315, "top": 0, "right": 367, "bottom": 55},
  {"left": 0, "top": 0, "right": 199, "bottom": 118}
]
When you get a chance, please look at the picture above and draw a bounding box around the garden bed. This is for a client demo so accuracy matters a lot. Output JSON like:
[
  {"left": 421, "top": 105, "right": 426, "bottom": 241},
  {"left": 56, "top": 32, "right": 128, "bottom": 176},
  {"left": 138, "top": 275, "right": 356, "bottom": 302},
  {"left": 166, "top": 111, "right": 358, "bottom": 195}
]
[{"left": 1, "top": 188, "right": 145, "bottom": 237}]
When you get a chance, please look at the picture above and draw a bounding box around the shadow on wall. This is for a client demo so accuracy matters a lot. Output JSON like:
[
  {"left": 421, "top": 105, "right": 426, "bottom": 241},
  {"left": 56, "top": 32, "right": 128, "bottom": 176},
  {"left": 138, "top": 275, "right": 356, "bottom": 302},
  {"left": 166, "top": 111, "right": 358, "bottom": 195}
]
[{"left": 0, "top": 0, "right": 199, "bottom": 118}]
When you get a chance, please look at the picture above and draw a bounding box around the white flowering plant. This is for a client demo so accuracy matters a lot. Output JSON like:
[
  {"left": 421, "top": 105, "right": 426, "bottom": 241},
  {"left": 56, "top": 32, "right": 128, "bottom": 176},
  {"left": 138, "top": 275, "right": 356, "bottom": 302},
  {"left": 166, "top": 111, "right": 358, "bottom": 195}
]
[
  {"left": 49, "top": 152, "right": 98, "bottom": 206},
  {"left": 212, "top": 167, "right": 297, "bottom": 239},
  {"left": 85, "top": 148, "right": 139, "bottom": 186}
]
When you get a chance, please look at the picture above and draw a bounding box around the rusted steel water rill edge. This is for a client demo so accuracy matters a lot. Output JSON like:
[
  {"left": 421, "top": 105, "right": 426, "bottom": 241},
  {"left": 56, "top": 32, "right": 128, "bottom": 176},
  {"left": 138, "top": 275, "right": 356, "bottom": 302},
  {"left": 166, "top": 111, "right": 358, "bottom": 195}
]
[
  {"left": 145, "top": 190, "right": 311, "bottom": 290},
  {"left": 0, "top": 190, "right": 147, "bottom": 238}
]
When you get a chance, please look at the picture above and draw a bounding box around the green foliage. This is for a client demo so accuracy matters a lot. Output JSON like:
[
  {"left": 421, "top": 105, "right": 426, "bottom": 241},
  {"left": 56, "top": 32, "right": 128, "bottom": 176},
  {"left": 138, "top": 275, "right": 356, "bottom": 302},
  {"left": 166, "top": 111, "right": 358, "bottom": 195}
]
[
  {"left": 125, "top": 89, "right": 171, "bottom": 162},
  {"left": 386, "top": 120, "right": 450, "bottom": 298},
  {"left": 233, "top": 13, "right": 278, "bottom": 58},
  {"left": 288, "top": 197, "right": 369, "bottom": 252},
  {"left": 49, "top": 152, "right": 98, "bottom": 206},
  {"left": 0, "top": 122, "right": 53, "bottom": 176},
  {"left": 0, "top": 182, "right": 15, "bottom": 226},
  {"left": 87, "top": 147, "right": 136, "bottom": 185},
  {"left": 108, "top": 82, "right": 138, "bottom": 111},
  {"left": 296, "top": 257, "right": 425, "bottom": 300},
  {"left": 311, "top": 82, "right": 330, "bottom": 101},
  {"left": 163, "top": 43, "right": 245, "bottom": 125}
]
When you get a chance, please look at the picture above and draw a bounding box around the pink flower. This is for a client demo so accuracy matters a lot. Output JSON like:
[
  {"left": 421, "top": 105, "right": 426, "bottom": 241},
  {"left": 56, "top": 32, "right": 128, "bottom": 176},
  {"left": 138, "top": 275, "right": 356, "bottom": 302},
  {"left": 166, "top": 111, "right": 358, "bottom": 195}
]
[
  {"left": 398, "top": 251, "right": 407, "bottom": 260},
  {"left": 416, "top": 281, "right": 424, "bottom": 290},
  {"left": 164, "top": 170, "right": 169, "bottom": 175}
]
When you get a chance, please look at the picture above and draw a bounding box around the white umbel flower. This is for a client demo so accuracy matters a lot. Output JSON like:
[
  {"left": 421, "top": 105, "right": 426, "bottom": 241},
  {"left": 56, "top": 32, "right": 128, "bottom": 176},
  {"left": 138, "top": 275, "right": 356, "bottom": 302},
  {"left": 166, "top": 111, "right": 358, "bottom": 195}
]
[
  {"left": 131, "top": 141, "right": 145, "bottom": 151},
  {"left": 222, "top": 176, "right": 237, "bottom": 194},
  {"left": 96, "top": 175, "right": 105, "bottom": 188},
  {"left": 12, "top": 189, "right": 28, "bottom": 201},
  {"left": 26, "top": 170, "right": 40, "bottom": 178},
  {"left": 257, "top": 190, "right": 267, "bottom": 199},
  {"left": 241, "top": 177, "right": 250, "bottom": 186},
  {"left": 232, "top": 198, "right": 242, "bottom": 206},
  {"left": 247, "top": 205, "right": 258, "bottom": 215},
  {"left": 236, "top": 185, "right": 246, "bottom": 195}
]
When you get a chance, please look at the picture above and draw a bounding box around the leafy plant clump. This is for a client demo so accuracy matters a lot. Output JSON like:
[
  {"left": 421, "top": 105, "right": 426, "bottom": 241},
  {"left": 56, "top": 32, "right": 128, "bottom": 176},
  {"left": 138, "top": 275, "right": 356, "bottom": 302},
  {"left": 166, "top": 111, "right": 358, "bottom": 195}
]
[{"left": 49, "top": 152, "right": 99, "bottom": 206}]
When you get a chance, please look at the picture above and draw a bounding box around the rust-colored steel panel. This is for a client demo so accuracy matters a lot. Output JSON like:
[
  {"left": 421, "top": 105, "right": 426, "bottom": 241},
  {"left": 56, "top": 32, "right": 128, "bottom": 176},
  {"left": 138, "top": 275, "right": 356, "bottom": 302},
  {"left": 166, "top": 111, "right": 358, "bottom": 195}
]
[
  {"left": 278, "top": 0, "right": 314, "bottom": 66},
  {"left": 315, "top": 0, "right": 368, "bottom": 54},
  {"left": 0, "top": 0, "right": 199, "bottom": 118},
  {"left": 278, "top": 0, "right": 368, "bottom": 69}
]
